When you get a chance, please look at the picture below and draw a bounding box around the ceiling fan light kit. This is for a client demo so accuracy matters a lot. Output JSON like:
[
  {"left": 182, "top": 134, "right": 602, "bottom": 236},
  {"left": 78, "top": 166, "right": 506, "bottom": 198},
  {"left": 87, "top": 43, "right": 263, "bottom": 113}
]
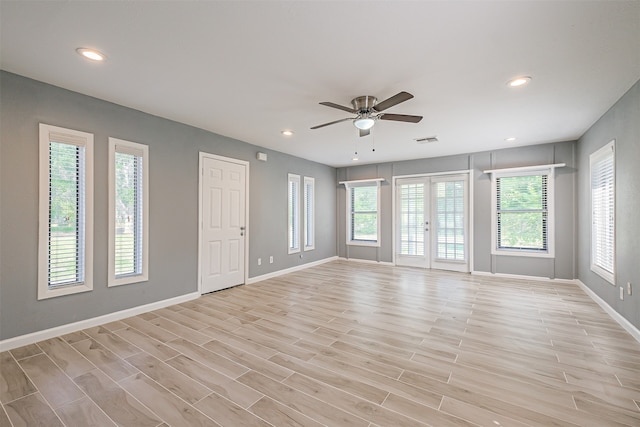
[
  {"left": 311, "top": 91, "right": 423, "bottom": 137},
  {"left": 353, "top": 117, "right": 375, "bottom": 130}
]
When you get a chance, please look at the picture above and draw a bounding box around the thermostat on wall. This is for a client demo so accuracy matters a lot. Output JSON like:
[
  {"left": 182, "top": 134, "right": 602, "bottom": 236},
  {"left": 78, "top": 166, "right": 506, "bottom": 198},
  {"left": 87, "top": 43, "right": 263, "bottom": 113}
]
[{"left": 256, "top": 152, "right": 267, "bottom": 162}]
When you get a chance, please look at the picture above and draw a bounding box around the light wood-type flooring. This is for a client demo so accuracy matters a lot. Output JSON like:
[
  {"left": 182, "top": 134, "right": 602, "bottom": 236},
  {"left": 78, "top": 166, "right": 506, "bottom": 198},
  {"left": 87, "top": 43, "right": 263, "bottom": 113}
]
[{"left": 2, "top": 261, "right": 640, "bottom": 426}]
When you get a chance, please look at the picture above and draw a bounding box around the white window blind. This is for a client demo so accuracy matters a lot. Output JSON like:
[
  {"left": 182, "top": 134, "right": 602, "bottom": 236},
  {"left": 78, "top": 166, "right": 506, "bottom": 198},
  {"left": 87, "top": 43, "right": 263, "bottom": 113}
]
[
  {"left": 48, "top": 141, "right": 86, "bottom": 286},
  {"left": 38, "top": 124, "right": 94, "bottom": 300},
  {"left": 350, "top": 185, "right": 378, "bottom": 242},
  {"left": 590, "top": 141, "right": 615, "bottom": 284},
  {"left": 109, "top": 138, "right": 149, "bottom": 286},
  {"left": 434, "top": 180, "right": 466, "bottom": 261},
  {"left": 496, "top": 173, "right": 548, "bottom": 251},
  {"left": 288, "top": 174, "right": 300, "bottom": 253},
  {"left": 398, "top": 182, "right": 425, "bottom": 256},
  {"left": 114, "top": 152, "right": 143, "bottom": 276},
  {"left": 303, "top": 177, "right": 315, "bottom": 251},
  {"left": 341, "top": 178, "right": 382, "bottom": 247}
]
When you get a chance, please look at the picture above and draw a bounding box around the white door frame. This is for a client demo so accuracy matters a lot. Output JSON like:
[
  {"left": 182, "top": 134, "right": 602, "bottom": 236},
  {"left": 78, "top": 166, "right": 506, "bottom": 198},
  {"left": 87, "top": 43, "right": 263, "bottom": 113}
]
[
  {"left": 392, "top": 170, "right": 474, "bottom": 272},
  {"left": 198, "top": 152, "right": 250, "bottom": 294}
]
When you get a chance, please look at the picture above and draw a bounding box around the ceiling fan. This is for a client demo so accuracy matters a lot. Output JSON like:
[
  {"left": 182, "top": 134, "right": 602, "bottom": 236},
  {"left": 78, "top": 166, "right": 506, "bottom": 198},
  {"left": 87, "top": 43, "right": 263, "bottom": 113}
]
[{"left": 311, "top": 91, "right": 423, "bottom": 137}]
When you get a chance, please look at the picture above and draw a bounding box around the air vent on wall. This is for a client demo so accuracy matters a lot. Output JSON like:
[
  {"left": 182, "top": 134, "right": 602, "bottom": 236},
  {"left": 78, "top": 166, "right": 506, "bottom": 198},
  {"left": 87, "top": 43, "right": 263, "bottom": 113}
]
[{"left": 415, "top": 136, "right": 438, "bottom": 144}]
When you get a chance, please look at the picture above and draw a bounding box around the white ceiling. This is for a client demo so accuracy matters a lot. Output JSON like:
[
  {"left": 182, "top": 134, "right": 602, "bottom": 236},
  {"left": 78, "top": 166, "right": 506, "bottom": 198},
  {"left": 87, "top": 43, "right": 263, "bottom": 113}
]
[{"left": 2, "top": 1, "right": 639, "bottom": 167}]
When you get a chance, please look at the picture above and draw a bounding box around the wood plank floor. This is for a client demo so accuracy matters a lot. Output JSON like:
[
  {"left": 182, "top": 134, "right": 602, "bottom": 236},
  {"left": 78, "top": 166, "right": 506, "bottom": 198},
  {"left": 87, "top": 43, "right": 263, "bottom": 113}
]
[{"left": 2, "top": 261, "right": 640, "bottom": 426}]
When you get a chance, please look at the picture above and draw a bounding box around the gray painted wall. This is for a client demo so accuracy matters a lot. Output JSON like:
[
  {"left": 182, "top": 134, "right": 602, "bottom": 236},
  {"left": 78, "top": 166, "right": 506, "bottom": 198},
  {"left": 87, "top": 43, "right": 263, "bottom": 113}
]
[
  {"left": 336, "top": 141, "right": 577, "bottom": 280},
  {"left": 0, "top": 71, "right": 336, "bottom": 340},
  {"left": 576, "top": 79, "right": 640, "bottom": 329}
]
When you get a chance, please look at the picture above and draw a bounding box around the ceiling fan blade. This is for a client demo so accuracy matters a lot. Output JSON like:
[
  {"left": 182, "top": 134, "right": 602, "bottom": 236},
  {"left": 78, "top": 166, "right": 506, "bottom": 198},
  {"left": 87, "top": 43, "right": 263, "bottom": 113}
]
[
  {"left": 379, "top": 113, "right": 423, "bottom": 123},
  {"left": 319, "top": 101, "right": 357, "bottom": 113},
  {"left": 373, "top": 91, "right": 414, "bottom": 112},
  {"left": 359, "top": 128, "right": 370, "bottom": 137},
  {"left": 310, "top": 117, "right": 353, "bottom": 129}
]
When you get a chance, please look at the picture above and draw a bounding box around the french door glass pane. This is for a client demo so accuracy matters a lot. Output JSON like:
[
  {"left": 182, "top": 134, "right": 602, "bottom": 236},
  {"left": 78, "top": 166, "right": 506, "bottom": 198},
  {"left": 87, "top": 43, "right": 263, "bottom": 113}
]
[
  {"left": 435, "top": 181, "right": 465, "bottom": 261},
  {"left": 399, "top": 183, "right": 424, "bottom": 256}
]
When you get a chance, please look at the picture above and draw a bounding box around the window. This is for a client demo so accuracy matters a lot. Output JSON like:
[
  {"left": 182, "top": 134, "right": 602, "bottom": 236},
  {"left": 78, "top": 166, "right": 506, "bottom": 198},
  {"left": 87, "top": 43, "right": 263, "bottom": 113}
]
[
  {"left": 344, "top": 179, "right": 382, "bottom": 246},
  {"left": 491, "top": 167, "right": 555, "bottom": 257},
  {"left": 288, "top": 173, "right": 300, "bottom": 254},
  {"left": 398, "top": 181, "right": 425, "bottom": 256},
  {"left": 590, "top": 140, "right": 615, "bottom": 284},
  {"left": 38, "top": 124, "right": 93, "bottom": 299},
  {"left": 108, "top": 138, "right": 149, "bottom": 286},
  {"left": 303, "top": 177, "right": 315, "bottom": 251},
  {"left": 434, "top": 178, "right": 466, "bottom": 261}
]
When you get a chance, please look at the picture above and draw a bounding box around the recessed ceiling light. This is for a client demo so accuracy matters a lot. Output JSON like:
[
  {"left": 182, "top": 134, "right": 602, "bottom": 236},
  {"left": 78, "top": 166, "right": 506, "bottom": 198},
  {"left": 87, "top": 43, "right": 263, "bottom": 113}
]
[
  {"left": 76, "top": 48, "right": 106, "bottom": 61},
  {"left": 507, "top": 76, "right": 531, "bottom": 87},
  {"left": 281, "top": 130, "right": 294, "bottom": 136},
  {"left": 505, "top": 137, "right": 517, "bottom": 142}
]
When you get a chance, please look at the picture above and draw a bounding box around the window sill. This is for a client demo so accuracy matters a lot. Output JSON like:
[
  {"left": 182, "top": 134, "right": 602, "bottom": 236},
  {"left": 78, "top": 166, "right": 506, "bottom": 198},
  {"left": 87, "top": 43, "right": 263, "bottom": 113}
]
[
  {"left": 492, "top": 249, "right": 554, "bottom": 259},
  {"left": 347, "top": 241, "right": 380, "bottom": 248},
  {"left": 108, "top": 274, "right": 148, "bottom": 287},
  {"left": 590, "top": 265, "right": 615, "bottom": 286}
]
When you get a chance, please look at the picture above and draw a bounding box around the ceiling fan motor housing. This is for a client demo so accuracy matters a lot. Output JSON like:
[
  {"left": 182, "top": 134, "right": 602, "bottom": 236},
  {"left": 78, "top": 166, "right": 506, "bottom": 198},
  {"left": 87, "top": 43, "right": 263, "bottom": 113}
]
[{"left": 351, "top": 96, "right": 378, "bottom": 114}]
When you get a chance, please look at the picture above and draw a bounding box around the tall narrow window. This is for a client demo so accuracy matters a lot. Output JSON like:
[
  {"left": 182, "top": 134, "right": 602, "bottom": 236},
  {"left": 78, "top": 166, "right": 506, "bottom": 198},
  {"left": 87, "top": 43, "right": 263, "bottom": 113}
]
[
  {"left": 491, "top": 167, "right": 555, "bottom": 257},
  {"left": 109, "top": 138, "right": 149, "bottom": 286},
  {"left": 590, "top": 140, "right": 615, "bottom": 284},
  {"left": 288, "top": 173, "right": 300, "bottom": 254},
  {"left": 303, "top": 177, "right": 315, "bottom": 251},
  {"left": 344, "top": 179, "right": 382, "bottom": 246},
  {"left": 38, "top": 124, "right": 94, "bottom": 299}
]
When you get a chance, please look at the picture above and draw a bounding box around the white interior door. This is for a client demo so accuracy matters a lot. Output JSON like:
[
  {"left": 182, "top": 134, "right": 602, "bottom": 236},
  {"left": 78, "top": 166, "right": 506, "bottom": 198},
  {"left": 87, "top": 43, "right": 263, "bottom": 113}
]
[
  {"left": 200, "top": 155, "right": 247, "bottom": 293},
  {"left": 395, "top": 174, "right": 469, "bottom": 272}
]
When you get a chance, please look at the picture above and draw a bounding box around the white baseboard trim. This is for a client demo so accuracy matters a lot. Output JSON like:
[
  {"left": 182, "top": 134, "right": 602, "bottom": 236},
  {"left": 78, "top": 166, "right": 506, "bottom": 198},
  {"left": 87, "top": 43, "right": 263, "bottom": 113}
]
[
  {"left": 471, "top": 270, "right": 577, "bottom": 284},
  {"left": 0, "top": 291, "right": 201, "bottom": 352},
  {"left": 246, "top": 256, "right": 339, "bottom": 285},
  {"left": 575, "top": 280, "right": 640, "bottom": 344},
  {"left": 338, "top": 257, "right": 394, "bottom": 266}
]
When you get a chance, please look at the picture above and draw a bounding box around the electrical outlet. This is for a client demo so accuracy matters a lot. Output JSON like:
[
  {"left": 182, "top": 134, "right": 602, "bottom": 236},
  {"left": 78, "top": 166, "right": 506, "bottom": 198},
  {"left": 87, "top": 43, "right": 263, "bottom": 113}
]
[
  {"left": 628, "top": 282, "right": 632, "bottom": 296},
  {"left": 269, "top": 256, "right": 273, "bottom": 264},
  {"left": 258, "top": 258, "right": 261, "bottom": 266},
  {"left": 620, "top": 286, "right": 624, "bottom": 300}
]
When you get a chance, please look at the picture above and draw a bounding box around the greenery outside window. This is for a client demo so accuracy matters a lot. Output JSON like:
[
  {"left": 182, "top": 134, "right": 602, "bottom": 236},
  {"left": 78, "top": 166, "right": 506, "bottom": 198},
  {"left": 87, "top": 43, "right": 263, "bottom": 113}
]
[
  {"left": 38, "top": 124, "right": 94, "bottom": 299},
  {"left": 108, "top": 138, "right": 149, "bottom": 286},
  {"left": 343, "top": 179, "right": 383, "bottom": 247},
  {"left": 489, "top": 166, "right": 557, "bottom": 257}
]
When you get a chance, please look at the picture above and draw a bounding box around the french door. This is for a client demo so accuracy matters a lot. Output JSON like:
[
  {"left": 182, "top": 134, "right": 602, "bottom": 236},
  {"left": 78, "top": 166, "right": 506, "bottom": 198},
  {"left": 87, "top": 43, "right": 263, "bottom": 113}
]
[
  {"left": 199, "top": 154, "right": 248, "bottom": 293},
  {"left": 395, "top": 174, "right": 469, "bottom": 272}
]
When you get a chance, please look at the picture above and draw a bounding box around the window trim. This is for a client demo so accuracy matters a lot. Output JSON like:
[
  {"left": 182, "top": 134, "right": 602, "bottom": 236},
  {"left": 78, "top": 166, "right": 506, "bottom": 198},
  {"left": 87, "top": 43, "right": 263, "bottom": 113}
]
[
  {"left": 303, "top": 176, "right": 315, "bottom": 251},
  {"left": 108, "top": 137, "right": 149, "bottom": 287},
  {"left": 488, "top": 166, "right": 558, "bottom": 258},
  {"left": 38, "top": 124, "right": 94, "bottom": 300},
  {"left": 287, "top": 173, "right": 301, "bottom": 254},
  {"left": 343, "top": 179, "right": 383, "bottom": 247},
  {"left": 590, "top": 140, "right": 615, "bottom": 285}
]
